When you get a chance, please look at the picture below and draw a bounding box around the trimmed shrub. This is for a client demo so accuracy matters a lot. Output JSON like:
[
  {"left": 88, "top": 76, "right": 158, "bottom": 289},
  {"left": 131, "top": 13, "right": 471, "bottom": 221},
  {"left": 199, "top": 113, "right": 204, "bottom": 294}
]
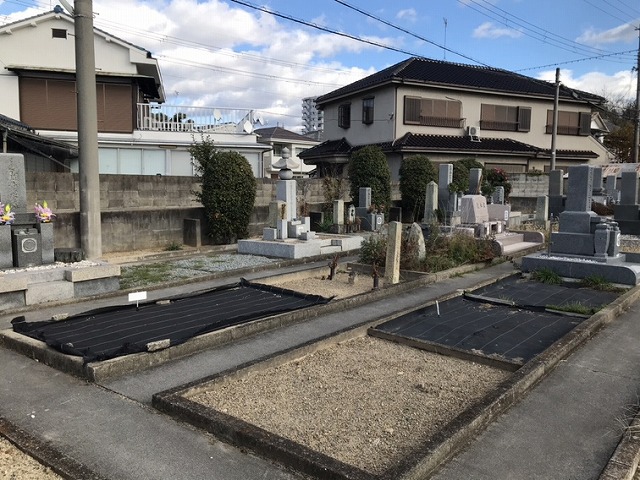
[
  {"left": 484, "top": 168, "right": 512, "bottom": 199},
  {"left": 348, "top": 145, "right": 391, "bottom": 213},
  {"left": 399, "top": 154, "right": 437, "bottom": 222},
  {"left": 358, "top": 234, "right": 387, "bottom": 266},
  {"left": 190, "top": 136, "right": 256, "bottom": 244},
  {"left": 450, "top": 158, "right": 485, "bottom": 194}
]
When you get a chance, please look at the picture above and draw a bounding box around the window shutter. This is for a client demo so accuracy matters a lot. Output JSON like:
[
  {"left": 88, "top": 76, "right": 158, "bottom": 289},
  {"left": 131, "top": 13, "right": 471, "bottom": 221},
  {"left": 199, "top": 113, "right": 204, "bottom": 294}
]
[
  {"left": 517, "top": 107, "right": 531, "bottom": 132},
  {"left": 404, "top": 96, "right": 420, "bottom": 124},
  {"left": 579, "top": 112, "right": 591, "bottom": 136}
]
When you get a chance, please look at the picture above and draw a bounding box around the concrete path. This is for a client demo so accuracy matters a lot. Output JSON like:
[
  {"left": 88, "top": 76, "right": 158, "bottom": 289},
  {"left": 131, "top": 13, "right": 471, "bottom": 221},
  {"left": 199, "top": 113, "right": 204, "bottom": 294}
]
[
  {"left": 1, "top": 259, "right": 638, "bottom": 479},
  {"left": 432, "top": 299, "right": 640, "bottom": 480}
]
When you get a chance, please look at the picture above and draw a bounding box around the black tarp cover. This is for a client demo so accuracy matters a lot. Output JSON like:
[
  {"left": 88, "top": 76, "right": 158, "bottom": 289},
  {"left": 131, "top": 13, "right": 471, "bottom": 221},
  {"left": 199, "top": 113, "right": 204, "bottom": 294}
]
[{"left": 12, "top": 279, "right": 332, "bottom": 363}]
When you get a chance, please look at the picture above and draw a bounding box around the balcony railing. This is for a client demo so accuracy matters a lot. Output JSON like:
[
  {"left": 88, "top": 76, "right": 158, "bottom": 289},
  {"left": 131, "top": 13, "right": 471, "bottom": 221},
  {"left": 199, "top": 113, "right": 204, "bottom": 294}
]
[{"left": 137, "top": 104, "right": 262, "bottom": 133}]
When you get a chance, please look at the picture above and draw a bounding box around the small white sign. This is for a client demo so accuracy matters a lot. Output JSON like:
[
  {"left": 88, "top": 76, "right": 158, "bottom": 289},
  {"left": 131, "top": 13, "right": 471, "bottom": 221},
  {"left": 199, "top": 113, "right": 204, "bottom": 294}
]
[{"left": 128, "top": 291, "right": 147, "bottom": 302}]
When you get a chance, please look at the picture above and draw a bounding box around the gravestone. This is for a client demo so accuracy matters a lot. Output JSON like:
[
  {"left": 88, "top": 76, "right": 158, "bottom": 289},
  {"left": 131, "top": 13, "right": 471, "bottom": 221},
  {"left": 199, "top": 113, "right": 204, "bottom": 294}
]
[
  {"left": 535, "top": 195, "right": 549, "bottom": 225},
  {"left": 548, "top": 169, "right": 566, "bottom": 217},
  {"left": 606, "top": 175, "right": 617, "bottom": 195},
  {"left": 405, "top": 222, "right": 426, "bottom": 265},
  {"left": 468, "top": 168, "right": 483, "bottom": 195},
  {"left": 355, "top": 187, "right": 383, "bottom": 231},
  {"left": 492, "top": 186, "right": 505, "bottom": 205},
  {"left": 613, "top": 171, "right": 640, "bottom": 234},
  {"left": 423, "top": 181, "right": 438, "bottom": 224},
  {"left": 0, "top": 153, "right": 54, "bottom": 267},
  {"left": 333, "top": 200, "right": 344, "bottom": 226},
  {"left": 460, "top": 195, "right": 489, "bottom": 224},
  {"left": 551, "top": 165, "right": 601, "bottom": 255},
  {"left": 592, "top": 167, "right": 604, "bottom": 197},
  {"left": 384, "top": 221, "right": 402, "bottom": 285},
  {"left": 438, "top": 164, "right": 454, "bottom": 219}
]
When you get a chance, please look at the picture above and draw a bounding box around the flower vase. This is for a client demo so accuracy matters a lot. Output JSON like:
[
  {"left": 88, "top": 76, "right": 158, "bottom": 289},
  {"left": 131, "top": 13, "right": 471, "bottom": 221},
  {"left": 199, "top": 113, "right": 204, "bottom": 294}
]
[
  {"left": 0, "top": 224, "right": 13, "bottom": 268},
  {"left": 37, "top": 221, "right": 55, "bottom": 264}
]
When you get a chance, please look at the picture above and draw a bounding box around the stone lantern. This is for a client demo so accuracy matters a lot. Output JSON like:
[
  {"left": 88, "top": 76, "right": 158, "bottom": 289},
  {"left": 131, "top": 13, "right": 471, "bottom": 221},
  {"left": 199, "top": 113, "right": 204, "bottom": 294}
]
[{"left": 272, "top": 147, "right": 299, "bottom": 180}]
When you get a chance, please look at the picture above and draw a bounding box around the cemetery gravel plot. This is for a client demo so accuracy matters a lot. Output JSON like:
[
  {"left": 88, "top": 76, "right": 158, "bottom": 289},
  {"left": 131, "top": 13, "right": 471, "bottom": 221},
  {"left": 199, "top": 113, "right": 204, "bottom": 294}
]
[
  {"left": 0, "top": 436, "right": 62, "bottom": 479},
  {"left": 177, "top": 335, "right": 510, "bottom": 478}
]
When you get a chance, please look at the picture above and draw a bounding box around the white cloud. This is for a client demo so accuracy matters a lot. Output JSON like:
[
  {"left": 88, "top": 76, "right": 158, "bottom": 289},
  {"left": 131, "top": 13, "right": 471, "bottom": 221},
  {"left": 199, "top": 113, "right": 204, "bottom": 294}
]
[
  {"left": 537, "top": 69, "right": 637, "bottom": 102},
  {"left": 473, "top": 21, "right": 523, "bottom": 39},
  {"left": 396, "top": 8, "right": 417, "bottom": 22},
  {"left": 576, "top": 21, "right": 639, "bottom": 45},
  {"left": 81, "top": 0, "right": 385, "bottom": 129}
]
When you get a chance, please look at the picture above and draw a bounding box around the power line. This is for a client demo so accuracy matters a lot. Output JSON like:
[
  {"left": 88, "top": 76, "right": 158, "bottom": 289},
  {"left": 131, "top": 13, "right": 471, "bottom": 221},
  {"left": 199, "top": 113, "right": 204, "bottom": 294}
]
[
  {"left": 516, "top": 49, "right": 637, "bottom": 71},
  {"left": 333, "top": 0, "right": 492, "bottom": 67},
  {"left": 462, "top": 0, "right": 635, "bottom": 63},
  {"left": 582, "top": 0, "right": 637, "bottom": 25},
  {"left": 227, "top": 0, "right": 423, "bottom": 59}
]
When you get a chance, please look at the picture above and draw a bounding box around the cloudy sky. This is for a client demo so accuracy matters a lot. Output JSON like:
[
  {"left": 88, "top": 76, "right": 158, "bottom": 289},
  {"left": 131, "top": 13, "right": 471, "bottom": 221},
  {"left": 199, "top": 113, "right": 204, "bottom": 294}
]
[{"left": 1, "top": 0, "right": 639, "bottom": 131}]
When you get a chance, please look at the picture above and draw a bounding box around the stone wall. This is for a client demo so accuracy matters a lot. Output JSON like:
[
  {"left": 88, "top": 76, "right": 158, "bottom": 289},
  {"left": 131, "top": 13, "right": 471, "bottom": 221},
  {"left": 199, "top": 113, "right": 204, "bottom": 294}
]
[{"left": 25, "top": 172, "right": 542, "bottom": 252}]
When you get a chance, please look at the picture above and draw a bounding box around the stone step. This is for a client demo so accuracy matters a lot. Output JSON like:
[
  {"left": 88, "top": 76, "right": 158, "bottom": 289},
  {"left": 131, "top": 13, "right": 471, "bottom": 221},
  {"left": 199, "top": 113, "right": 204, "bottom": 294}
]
[
  {"left": 502, "top": 241, "right": 541, "bottom": 256},
  {"left": 25, "top": 279, "right": 75, "bottom": 306},
  {"left": 494, "top": 233, "right": 525, "bottom": 247}
]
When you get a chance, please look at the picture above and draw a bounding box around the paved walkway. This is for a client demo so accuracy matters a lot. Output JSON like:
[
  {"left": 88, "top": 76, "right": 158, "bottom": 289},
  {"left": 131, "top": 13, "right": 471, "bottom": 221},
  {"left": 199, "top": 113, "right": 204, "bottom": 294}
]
[{"left": 1, "top": 259, "right": 639, "bottom": 479}]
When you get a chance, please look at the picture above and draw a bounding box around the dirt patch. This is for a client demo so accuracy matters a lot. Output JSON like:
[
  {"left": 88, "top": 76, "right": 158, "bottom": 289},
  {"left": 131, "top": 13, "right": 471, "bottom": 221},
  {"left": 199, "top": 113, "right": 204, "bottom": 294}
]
[
  {"left": 190, "top": 335, "right": 510, "bottom": 476},
  {"left": 0, "top": 436, "right": 62, "bottom": 479},
  {"left": 269, "top": 270, "right": 379, "bottom": 299}
]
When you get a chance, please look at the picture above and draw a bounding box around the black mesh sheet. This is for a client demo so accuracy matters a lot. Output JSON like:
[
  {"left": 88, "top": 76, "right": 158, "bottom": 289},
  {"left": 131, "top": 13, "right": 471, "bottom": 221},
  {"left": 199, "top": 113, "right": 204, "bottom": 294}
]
[
  {"left": 12, "top": 279, "right": 332, "bottom": 363},
  {"left": 469, "top": 275, "right": 621, "bottom": 309},
  {"left": 373, "top": 296, "right": 583, "bottom": 364}
]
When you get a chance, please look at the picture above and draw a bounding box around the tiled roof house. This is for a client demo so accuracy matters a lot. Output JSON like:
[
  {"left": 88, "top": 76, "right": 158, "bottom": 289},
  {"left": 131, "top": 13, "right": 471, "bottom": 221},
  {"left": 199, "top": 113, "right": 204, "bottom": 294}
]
[{"left": 300, "top": 57, "right": 613, "bottom": 179}]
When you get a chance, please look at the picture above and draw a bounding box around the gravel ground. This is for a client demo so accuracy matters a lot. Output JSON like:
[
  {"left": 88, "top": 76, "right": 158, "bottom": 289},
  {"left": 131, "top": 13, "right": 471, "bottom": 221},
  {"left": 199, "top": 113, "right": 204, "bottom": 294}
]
[
  {"left": 267, "top": 269, "right": 378, "bottom": 299},
  {"left": 190, "top": 336, "right": 510, "bottom": 476},
  {"left": 0, "top": 436, "right": 61, "bottom": 479}
]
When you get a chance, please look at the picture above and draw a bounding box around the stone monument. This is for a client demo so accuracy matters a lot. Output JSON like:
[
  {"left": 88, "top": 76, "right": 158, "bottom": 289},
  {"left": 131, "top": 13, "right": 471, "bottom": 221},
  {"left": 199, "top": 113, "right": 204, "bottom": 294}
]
[
  {"left": 613, "top": 171, "right": 640, "bottom": 235},
  {"left": 0, "top": 153, "right": 54, "bottom": 268},
  {"left": 521, "top": 165, "right": 640, "bottom": 285},
  {"left": 355, "top": 187, "right": 383, "bottom": 231}
]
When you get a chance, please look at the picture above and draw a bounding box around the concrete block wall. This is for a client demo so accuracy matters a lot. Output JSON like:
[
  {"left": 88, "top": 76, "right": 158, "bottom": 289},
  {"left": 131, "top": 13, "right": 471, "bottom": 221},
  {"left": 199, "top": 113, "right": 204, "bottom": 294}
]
[
  {"left": 510, "top": 173, "right": 551, "bottom": 198},
  {"left": 25, "top": 172, "right": 542, "bottom": 252}
]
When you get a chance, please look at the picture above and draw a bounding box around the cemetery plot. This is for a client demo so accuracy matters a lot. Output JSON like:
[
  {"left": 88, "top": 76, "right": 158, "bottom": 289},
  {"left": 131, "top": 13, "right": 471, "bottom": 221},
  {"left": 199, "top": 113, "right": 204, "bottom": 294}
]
[
  {"left": 11, "top": 279, "right": 331, "bottom": 362},
  {"left": 155, "top": 334, "right": 510, "bottom": 479},
  {"left": 371, "top": 276, "right": 623, "bottom": 367}
]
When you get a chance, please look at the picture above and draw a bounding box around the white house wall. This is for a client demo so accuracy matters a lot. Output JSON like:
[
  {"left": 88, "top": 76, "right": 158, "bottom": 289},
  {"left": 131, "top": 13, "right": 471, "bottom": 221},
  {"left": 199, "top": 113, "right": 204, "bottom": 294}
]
[
  {"left": 322, "top": 87, "right": 397, "bottom": 144},
  {"left": 0, "top": 15, "right": 140, "bottom": 77},
  {"left": 0, "top": 75, "right": 19, "bottom": 118}
]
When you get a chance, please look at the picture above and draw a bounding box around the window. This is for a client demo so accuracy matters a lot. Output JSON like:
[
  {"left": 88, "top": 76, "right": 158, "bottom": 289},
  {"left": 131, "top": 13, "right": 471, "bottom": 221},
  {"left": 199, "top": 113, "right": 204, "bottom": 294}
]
[
  {"left": 480, "top": 104, "right": 531, "bottom": 132},
  {"left": 546, "top": 110, "right": 591, "bottom": 135},
  {"left": 362, "top": 97, "right": 374, "bottom": 124},
  {"left": 403, "top": 96, "right": 462, "bottom": 127},
  {"left": 338, "top": 103, "right": 351, "bottom": 129},
  {"left": 52, "top": 28, "right": 67, "bottom": 39}
]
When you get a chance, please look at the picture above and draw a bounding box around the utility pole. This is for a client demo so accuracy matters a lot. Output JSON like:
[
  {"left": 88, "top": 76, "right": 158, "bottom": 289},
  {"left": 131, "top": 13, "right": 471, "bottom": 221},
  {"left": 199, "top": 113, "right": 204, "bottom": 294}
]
[
  {"left": 551, "top": 68, "right": 560, "bottom": 171},
  {"left": 632, "top": 26, "right": 640, "bottom": 164},
  {"left": 74, "top": 0, "right": 102, "bottom": 259}
]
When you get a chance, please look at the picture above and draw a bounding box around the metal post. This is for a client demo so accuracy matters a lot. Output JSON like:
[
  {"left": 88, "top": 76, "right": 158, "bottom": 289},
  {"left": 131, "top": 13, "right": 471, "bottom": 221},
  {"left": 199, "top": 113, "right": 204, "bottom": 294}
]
[
  {"left": 551, "top": 68, "right": 560, "bottom": 172},
  {"left": 632, "top": 26, "right": 640, "bottom": 164},
  {"left": 74, "top": 0, "right": 102, "bottom": 259}
]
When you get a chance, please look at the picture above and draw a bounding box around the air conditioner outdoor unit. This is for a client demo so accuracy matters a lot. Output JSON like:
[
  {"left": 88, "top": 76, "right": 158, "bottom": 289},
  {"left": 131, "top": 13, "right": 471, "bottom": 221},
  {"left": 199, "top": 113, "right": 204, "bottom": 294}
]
[{"left": 467, "top": 126, "right": 480, "bottom": 137}]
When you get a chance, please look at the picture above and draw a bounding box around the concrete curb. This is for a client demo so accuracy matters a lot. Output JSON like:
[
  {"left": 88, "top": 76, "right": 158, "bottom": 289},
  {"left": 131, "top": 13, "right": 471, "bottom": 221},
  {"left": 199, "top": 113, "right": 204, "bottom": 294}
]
[
  {"left": 0, "top": 259, "right": 505, "bottom": 382},
  {"left": 152, "top": 277, "right": 640, "bottom": 480},
  {"left": 0, "top": 417, "right": 107, "bottom": 480},
  {"left": 599, "top": 406, "right": 640, "bottom": 480}
]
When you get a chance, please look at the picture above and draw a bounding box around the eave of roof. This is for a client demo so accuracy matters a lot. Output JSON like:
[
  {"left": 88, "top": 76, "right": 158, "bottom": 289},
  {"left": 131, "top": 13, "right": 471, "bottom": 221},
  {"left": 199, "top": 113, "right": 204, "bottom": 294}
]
[
  {"left": 255, "top": 126, "right": 318, "bottom": 143},
  {"left": 299, "top": 133, "right": 598, "bottom": 160},
  {"left": 316, "top": 57, "right": 604, "bottom": 106}
]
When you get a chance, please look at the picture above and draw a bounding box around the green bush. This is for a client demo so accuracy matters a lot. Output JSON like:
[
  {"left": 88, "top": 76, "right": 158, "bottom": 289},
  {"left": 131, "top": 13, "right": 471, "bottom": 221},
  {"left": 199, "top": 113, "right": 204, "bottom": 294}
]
[
  {"left": 450, "top": 158, "right": 485, "bottom": 194},
  {"left": 420, "top": 231, "right": 494, "bottom": 273},
  {"left": 358, "top": 234, "right": 387, "bottom": 266},
  {"left": 485, "top": 168, "right": 512, "bottom": 199},
  {"left": 348, "top": 145, "right": 391, "bottom": 213},
  {"left": 190, "top": 137, "right": 256, "bottom": 244},
  {"left": 399, "top": 155, "right": 437, "bottom": 222}
]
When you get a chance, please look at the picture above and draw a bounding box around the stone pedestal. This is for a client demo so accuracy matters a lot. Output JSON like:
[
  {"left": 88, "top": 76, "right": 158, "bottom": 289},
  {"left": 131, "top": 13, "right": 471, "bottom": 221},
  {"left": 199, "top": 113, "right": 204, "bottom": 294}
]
[
  {"left": 37, "top": 222, "right": 55, "bottom": 264},
  {"left": 0, "top": 225, "right": 12, "bottom": 268}
]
